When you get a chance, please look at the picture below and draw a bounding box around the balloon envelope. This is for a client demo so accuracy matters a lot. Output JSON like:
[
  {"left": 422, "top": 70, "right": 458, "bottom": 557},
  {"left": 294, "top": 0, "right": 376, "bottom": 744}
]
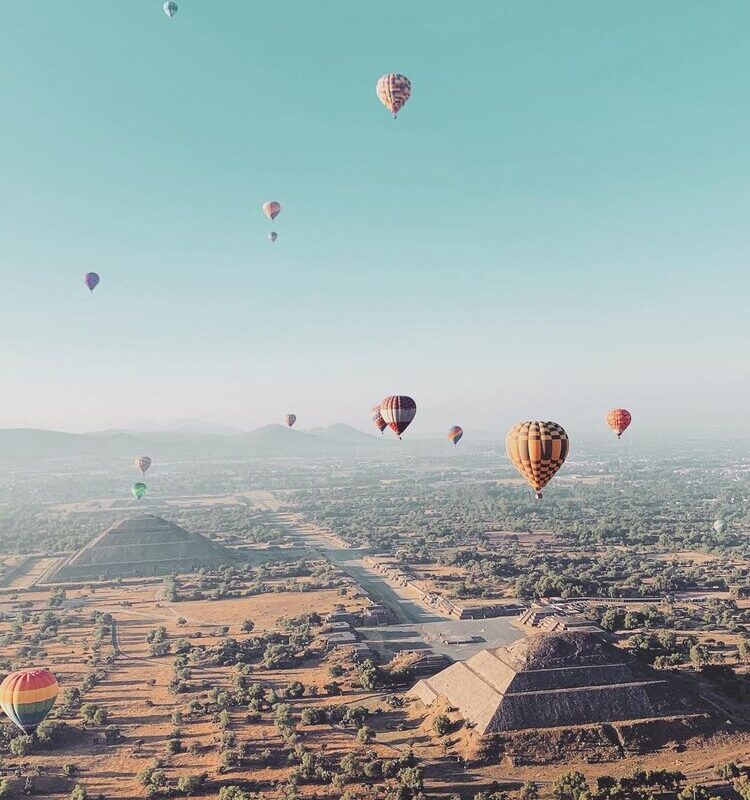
[
  {"left": 371, "top": 405, "right": 387, "bottom": 434},
  {"left": 163, "top": 1, "right": 178, "bottom": 17},
  {"left": 132, "top": 482, "right": 147, "bottom": 500},
  {"left": 135, "top": 456, "right": 152, "bottom": 475},
  {"left": 379, "top": 395, "right": 417, "bottom": 438},
  {"left": 606, "top": 408, "right": 632, "bottom": 438},
  {"left": 268, "top": 232, "right": 278, "bottom": 243},
  {"left": 263, "top": 201, "right": 281, "bottom": 221},
  {"left": 83, "top": 272, "right": 100, "bottom": 292},
  {"left": 448, "top": 425, "right": 463, "bottom": 445},
  {"left": 0, "top": 669, "right": 58, "bottom": 734},
  {"left": 376, "top": 73, "right": 412, "bottom": 117},
  {"left": 505, "top": 421, "right": 569, "bottom": 499},
  {"left": 285, "top": 414, "right": 296, "bottom": 428}
]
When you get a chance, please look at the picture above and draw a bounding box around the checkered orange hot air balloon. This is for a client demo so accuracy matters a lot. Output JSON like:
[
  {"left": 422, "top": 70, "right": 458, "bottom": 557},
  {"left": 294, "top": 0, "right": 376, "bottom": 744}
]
[
  {"left": 505, "top": 421, "right": 569, "bottom": 499},
  {"left": 371, "top": 405, "right": 387, "bottom": 434},
  {"left": 606, "top": 408, "right": 632, "bottom": 439},
  {"left": 379, "top": 395, "right": 416, "bottom": 439},
  {"left": 376, "top": 73, "right": 411, "bottom": 118},
  {"left": 262, "top": 201, "right": 281, "bottom": 221},
  {"left": 0, "top": 669, "right": 58, "bottom": 734}
]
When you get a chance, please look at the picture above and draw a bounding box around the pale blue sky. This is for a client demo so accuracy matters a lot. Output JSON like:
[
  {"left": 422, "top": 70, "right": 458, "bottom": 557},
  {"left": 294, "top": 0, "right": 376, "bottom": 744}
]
[{"left": 0, "top": 1, "right": 748, "bottom": 435}]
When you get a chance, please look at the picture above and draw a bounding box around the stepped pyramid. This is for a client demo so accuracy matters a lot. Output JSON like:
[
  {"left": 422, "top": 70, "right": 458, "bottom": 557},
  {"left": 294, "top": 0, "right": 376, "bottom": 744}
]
[
  {"left": 48, "top": 514, "right": 234, "bottom": 581},
  {"left": 410, "top": 632, "right": 704, "bottom": 734}
]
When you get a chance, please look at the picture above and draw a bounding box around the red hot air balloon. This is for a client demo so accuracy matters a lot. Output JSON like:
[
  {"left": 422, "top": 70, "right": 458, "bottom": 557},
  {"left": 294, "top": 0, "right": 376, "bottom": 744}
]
[
  {"left": 371, "top": 405, "right": 387, "bottom": 434},
  {"left": 447, "top": 426, "right": 463, "bottom": 446},
  {"left": 379, "top": 395, "right": 416, "bottom": 439},
  {"left": 83, "top": 272, "right": 100, "bottom": 293},
  {"left": 606, "top": 408, "right": 632, "bottom": 439},
  {"left": 285, "top": 414, "right": 296, "bottom": 428},
  {"left": 263, "top": 201, "right": 281, "bottom": 221}
]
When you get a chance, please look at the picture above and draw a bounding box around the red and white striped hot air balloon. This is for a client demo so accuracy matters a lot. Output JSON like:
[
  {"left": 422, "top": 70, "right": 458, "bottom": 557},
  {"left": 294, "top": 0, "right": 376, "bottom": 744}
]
[
  {"left": 263, "top": 201, "right": 281, "bottom": 221},
  {"left": 376, "top": 73, "right": 411, "bottom": 118},
  {"left": 379, "top": 395, "right": 416, "bottom": 439},
  {"left": 135, "top": 456, "right": 152, "bottom": 475}
]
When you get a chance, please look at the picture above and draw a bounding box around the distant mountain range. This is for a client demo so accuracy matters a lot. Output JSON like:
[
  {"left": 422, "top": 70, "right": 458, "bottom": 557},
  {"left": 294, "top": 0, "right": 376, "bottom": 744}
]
[{"left": 0, "top": 423, "right": 387, "bottom": 462}]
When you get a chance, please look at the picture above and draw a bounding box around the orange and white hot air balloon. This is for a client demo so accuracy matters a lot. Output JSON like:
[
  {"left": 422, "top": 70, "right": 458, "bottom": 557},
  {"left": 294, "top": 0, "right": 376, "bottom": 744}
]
[
  {"left": 606, "top": 409, "right": 632, "bottom": 439},
  {"left": 262, "top": 201, "right": 281, "bottom": 221},
  {"left": 376, "top": 73, "right": 411, "bottom": 118},
  {"left": 505, "top": 421, "right": 569, "bottom": 499}
]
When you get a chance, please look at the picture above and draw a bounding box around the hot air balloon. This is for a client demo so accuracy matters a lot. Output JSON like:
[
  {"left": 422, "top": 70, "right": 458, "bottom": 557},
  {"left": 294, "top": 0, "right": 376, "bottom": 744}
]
[
  {"left": 606, "top": 408, "right": 632, "bottom": 439},
  {"left": 376, "top": 73, "right": 411, "bottom": 118},
  {"left": 448, "top": 426, "right": 463, "bottom": 446},
  {"left": 83, "top": 273, "right": 100, "bottom": 293},
  {"left": 714, "top": 519, "right": 727, "bottom": 535},
  {"left": 268, "top": 232, "right": 278, "bottom": 243},
  {"left": 132, "top": 482, "right": 147, "bottom": 500},
  {"left": 371, "top": 405, "right": 387, "bottom": 434},
  {"left": 263, "top": 201, "right": 281, "bottom": 221},
  {"left": 163, "top": 1, "right": 178, "bottom": 18},
  {"left": 380, "top": 396, "right": 416, "bottom": 439},
  {"left": 0, "top": 669, "right": 58, "bottom": 735},
  {"left": 285, "top": 414, "right": 296, "bottom": 428},
  {"left": 505, "top": 421, "right": 569, "bottom": 499},
  {"left": 135, "top": 456, "right": 152, "bottom": 475}
]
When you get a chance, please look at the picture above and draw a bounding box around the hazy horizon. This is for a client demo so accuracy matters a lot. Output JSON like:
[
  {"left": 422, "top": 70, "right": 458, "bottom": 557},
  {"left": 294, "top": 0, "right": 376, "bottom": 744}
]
[{"left": 1, "top": 1, "right": 748, "bottom": 435}]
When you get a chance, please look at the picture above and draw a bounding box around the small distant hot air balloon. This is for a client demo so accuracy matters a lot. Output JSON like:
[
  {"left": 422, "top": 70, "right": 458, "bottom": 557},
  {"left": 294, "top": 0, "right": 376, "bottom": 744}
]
[
  {"left": 448, "top": 426, "right": 463, "bottom": 446},
  {"left": 263, "top": 201, "right": 281, "bottom": 221},
  {"left": 606, "top": 408, "right": 632, "bottom": 439},
  {"left": 0, "top": 669, "right": 58, "bottom": 735},
  {"left": 376, "top": 73, "right": 412, "bottom": 118},
  {"left": 285, "top": 414, "right": 296, "bottom": 428},
  {"left": 506, "top": 421, "right": 569, "bottom": 499},
  {"left": 135, "top": 456, "right": 152, "bottom": 475},
  {"left": 268, "top": 232, "right": 278, "bottom": 244},
  {"left": 371, "top": 405, "right": 387, "bottom": 434},
  {"left": 132, "top": 482, "right": 147, "bottom": 500},
  {"left": 380, "top": 396, "right": 417, "bottom": 439},
  {"left": 83, "top": 272, "right": 100, "bottom": 293},
  {"left": 714, "top": 519, "right": 727, "bottom": 535},
  {"left": 163, "top": 1, "right": 178, "bottom": 18}
]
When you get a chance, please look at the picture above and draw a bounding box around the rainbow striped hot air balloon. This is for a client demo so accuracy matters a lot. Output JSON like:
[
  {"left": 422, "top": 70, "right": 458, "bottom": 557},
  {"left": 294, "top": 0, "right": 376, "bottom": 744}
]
[
  {"left": 380, "top": 395, "right": 417, "bottom": 439},
  {"left": 371, "top": 405, "right": 387, "bottom": 434},
  {"left": 0, "top": 669, "right": 59, "bottom": 735},
  {"left": 448, "top": 425, "right": 463, "bottom": 446}
]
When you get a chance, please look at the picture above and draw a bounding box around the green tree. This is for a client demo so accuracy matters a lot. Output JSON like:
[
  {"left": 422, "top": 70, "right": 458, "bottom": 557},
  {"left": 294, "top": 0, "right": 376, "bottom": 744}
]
[
  {"left": 70, "top": 785, "right": 88, "bottom": 800},
  {"left": 432, "top": 714, "right": 451, "bottom": 736},
  {"left": 553, "top": 771, "right": 589, "bottom": 800},
  {"left": 519, "top": 783, "right": 540, "bottom": 800}
]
